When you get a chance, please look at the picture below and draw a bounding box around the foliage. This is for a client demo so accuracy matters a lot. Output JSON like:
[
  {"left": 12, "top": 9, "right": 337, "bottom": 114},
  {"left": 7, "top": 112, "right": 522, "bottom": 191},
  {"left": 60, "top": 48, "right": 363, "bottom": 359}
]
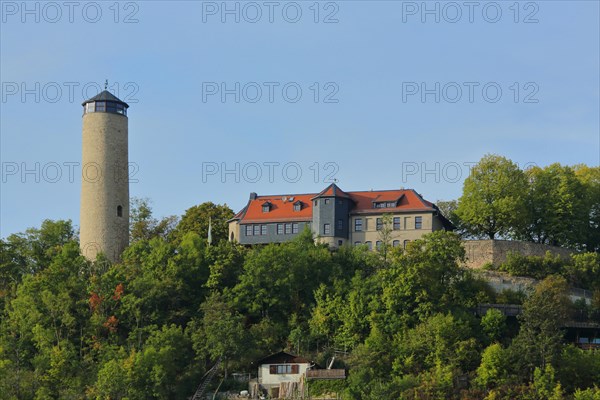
[
  {"left": 170, "top": 202, "right": 233, "bottom": 245},
  {"left": 1, "top": 164, "right": 599, "bottom": 400},
  {"left": 512, "top": 276, "right": 571, "bottom": 372},
  {"left": 455, "top": 154, "right": 527, "bottom": 239}
]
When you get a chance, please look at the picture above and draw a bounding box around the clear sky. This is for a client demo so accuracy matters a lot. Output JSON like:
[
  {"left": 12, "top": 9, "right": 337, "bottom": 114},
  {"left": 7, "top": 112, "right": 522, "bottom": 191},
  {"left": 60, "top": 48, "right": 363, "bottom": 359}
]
[{"left": 1, "top": 0, "right": 599, "bottom": 237}]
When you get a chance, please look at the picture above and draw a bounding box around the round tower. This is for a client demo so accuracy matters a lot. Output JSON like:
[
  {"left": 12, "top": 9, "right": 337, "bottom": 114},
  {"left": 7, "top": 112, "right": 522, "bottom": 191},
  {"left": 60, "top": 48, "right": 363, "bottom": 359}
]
[{"left": 80, "top": 90, "right": 129, "bottom": 262}]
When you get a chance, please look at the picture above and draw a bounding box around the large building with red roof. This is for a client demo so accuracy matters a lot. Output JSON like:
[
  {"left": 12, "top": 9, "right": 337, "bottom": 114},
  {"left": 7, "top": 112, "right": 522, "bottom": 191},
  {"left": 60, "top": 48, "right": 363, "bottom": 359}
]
[{"left": 228, "top": 184, "right": 453, "bottom": 249}]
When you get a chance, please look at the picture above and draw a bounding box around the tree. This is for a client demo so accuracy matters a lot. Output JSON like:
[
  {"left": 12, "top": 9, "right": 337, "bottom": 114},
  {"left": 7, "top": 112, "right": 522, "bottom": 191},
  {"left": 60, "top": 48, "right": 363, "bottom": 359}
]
[
  {"left": 574, "top": 165, "right": 600, "bottom": 252},
  {"left": 377, "top": 213, "right": 393, "bottom": 261},
  {"left": 456, "top": 154, "right": 527, "bottom": 239},
  {"left": 436, "top": 199, "right": 468, "bottom": 238},
  {"left": 129, "top": 197, "right": 178, "bottom": 243},
  {"left": 512, "top": 276, "right": 571, "bottom": 373},
  {"left": 379, "top": 231, "right": 467, "bottom": 330},
  {"left": 481, "top": 308, "right": 506, "bottom": 344},
  {"left": 518, "top": 164, "right": 588, "bottom": 248},
  {"left": 475, "top": 343, "right": 511, "bottom": 389},
  {"left": 170, "top": 202, "right": 233, "bottom": 245},
  {"left": 190, "top": 293, "right": 246, "bottom": 378}
]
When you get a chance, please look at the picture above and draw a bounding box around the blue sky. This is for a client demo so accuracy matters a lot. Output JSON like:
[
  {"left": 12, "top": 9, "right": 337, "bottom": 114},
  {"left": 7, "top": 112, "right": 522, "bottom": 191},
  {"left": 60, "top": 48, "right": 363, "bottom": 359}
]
[{"left": 1, "top": 0, "right": 599, "bottom": 237}]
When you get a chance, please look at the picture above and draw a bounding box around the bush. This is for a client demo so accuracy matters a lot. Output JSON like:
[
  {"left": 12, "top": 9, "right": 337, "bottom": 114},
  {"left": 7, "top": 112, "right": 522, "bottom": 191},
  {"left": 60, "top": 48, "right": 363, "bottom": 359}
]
[{"left": 499, "top": 251, "right": 564, "bottom": 280}]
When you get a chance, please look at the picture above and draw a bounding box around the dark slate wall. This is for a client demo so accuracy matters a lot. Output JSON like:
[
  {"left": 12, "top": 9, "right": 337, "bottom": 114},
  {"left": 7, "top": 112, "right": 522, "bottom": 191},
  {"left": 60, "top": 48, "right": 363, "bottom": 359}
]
[{"left": 238, "top": 221, "right": 311, "bottom": 245}]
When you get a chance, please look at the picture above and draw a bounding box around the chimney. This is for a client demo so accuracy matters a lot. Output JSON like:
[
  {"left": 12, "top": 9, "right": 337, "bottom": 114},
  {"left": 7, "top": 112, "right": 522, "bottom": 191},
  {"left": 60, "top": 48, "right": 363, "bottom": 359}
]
[{"left": 249, "top": 192, "right": 257, "bottom": 200}]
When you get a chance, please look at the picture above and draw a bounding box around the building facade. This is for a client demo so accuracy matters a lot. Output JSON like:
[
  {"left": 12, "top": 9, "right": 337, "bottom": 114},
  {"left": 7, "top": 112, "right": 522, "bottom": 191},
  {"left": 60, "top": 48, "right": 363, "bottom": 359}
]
[{"left": 228, "top": 184, "right": 453, "bottom": 249}]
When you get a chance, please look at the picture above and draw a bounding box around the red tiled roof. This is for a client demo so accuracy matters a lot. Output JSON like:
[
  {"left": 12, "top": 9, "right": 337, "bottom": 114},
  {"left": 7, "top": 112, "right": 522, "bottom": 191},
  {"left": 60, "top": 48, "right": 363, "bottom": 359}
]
[
  {"left": 348, "top": 190, "right": 434, "bottom": 214},
  {"left": 236, "top": 193, "right": 314, "bottom": 223},
  {"left": 232, "top": 187, "right": 436, "bottom": 223}
]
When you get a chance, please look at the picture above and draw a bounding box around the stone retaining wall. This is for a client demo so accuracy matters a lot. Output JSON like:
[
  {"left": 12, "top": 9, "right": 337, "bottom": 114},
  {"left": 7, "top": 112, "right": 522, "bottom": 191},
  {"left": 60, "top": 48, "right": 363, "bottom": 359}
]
[{"left": 462, "top": 240, "right": 573, "bottom": 269}]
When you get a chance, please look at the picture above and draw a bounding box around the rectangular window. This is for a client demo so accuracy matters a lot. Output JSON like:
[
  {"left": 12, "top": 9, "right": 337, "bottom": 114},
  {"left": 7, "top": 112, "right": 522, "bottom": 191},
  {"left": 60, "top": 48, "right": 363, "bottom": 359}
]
[
  {"left": 285, "top": 224, "right": 292, "bottom": 234},
  {"left": 325, "top": 199, "right": 330, "bottom": 205},
  {"left": 277, "top": 224, "right": 284, "bottom": 234},
  {"left": 245, "top": 225, "right": 253, "bottom": 236},
  {"left": 366, "top": 241, "right": 372, "bottom": 250},
  {"left": 393, "top": 217, "right": 400, "bottom": 230},
  {"left": 376, "top": 218, "right": 383, "bottom": 230},
  {"left": 415, "top": 216, "right": 422, "bottom": 229},
  {"left": 324, "top": 223, "right": 331, "bottom": 235},
  {"left": 376, "top": 241, "right": 382, "bottom": 250},
  {"left": 253, "top": 225, "right": 261, "bottom": 235},
  {"left": 387, "top": 202, "right": 396, "bottom": 208},
  {"left": 270, "top": 364, "right": 299, "bottom": 374},
  {"left": 95, "top": 101, "right": 106, "bottom": 111},
  {"left": 337, "top": 219, "right": 343, "bottom": 230},
  {"left": 261, "top": 225, "right": 267, "bottom": 235},
  {"left": 294, "top": 203, "right": 301, "bottom": 211},
  {"left": 354, "top": 218, "right": 363, "bottom": 232},
  {"left": 292, "top": 223, "right": 299, "bottom": 234}
]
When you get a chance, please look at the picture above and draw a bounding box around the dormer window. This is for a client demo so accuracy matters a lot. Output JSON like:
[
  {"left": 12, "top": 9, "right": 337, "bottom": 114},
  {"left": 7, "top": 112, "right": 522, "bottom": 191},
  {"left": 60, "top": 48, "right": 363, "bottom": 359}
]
[
  {"left": 293, "top": 201, "right": 302, "bottom": 211},
  {"left": 373, "top": 201, "right": 397, "bottom": 209},
  {"left": 262, "top": 202, "right": 271, "bottom": 213}
]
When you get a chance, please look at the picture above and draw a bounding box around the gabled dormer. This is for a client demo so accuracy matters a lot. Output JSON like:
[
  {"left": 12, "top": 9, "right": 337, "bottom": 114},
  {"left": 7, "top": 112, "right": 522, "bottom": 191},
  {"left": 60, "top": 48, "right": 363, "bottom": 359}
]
[
  {"left": 262, "top": 201, "right": 272, "bottom": 213},
  {"left": 293, "top": 200, "right": 303, "bottom": 212}
]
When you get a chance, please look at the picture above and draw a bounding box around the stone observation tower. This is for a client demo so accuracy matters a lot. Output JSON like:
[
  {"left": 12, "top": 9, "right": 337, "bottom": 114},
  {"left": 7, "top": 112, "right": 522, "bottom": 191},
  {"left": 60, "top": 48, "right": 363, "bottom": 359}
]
[{"left": 80, "top": 90, "right": 129, "bottom": 262}]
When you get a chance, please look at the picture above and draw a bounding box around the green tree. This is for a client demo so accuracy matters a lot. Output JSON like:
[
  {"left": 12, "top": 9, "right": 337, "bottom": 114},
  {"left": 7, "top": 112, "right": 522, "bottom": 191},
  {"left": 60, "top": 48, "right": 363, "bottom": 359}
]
[
  {"left": 379, "top": 231, "right": 467, "bottom": 329},
  {"left": 129, "top": 197, "right": 178, "bottom": 243},
  {"left": 126, "top": 324, "right": 194, "bottom": 399},
  {"left": 574, "top": 165, "right": 600, "bottom": 252},
  {"left": 190, "top": 292, "right": 246, "bottom": 378},
  {"left": 455, "top": 154, "right": 527, "bottom": 239},
  {"left": 475, "top": 343, "right": 511, "bottom": 389},
  {"left": 377, "top": 213, "right": 393, "bottom": 261},
  {"left": 170, "top": 202, "right": 233, "bottom": 245},
  {"left": 512, "top": 276, "right": 571, "bottom": 373},
  {"left": 481, "top": 308, "right": 506, "bottom": 343},
  {"left": 519, "top": 164, "right": 588, "bottom": 248}
]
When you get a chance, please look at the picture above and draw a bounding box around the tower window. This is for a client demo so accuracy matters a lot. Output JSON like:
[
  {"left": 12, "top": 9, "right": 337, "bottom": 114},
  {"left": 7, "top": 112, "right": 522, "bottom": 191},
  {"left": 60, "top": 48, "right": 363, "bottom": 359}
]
[{"left": 117, "top": 205, "right": 123, "bottom": 217}]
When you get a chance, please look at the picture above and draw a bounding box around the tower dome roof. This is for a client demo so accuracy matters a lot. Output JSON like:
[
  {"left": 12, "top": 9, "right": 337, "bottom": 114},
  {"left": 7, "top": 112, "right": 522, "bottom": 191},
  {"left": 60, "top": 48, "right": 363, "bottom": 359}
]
[{"left": 82, "top": 90, "right": 129, "bottom": 107}]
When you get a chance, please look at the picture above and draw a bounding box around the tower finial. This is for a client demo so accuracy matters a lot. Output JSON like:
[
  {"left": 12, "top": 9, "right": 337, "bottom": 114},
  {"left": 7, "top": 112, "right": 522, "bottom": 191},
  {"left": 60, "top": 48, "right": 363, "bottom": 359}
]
[{"left": 104, "top": 79, "right": 108, "bottom": 90}]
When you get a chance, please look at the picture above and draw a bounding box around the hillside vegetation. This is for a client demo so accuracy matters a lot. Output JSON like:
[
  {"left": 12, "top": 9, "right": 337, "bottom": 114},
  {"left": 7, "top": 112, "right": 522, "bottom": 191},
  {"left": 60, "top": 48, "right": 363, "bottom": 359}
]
[{"left": 1, "top": 156, "right": 599, "bottom": 399}]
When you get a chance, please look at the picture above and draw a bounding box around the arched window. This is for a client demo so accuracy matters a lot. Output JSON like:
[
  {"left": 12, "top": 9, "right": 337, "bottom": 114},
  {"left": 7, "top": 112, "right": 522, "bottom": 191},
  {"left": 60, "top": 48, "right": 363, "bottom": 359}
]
[
  {"left": 230, "top": 232, "right": 234, "bottom": 241},
  {"left": 117, "top": 205, "right": 123, "bottom": 217}
]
